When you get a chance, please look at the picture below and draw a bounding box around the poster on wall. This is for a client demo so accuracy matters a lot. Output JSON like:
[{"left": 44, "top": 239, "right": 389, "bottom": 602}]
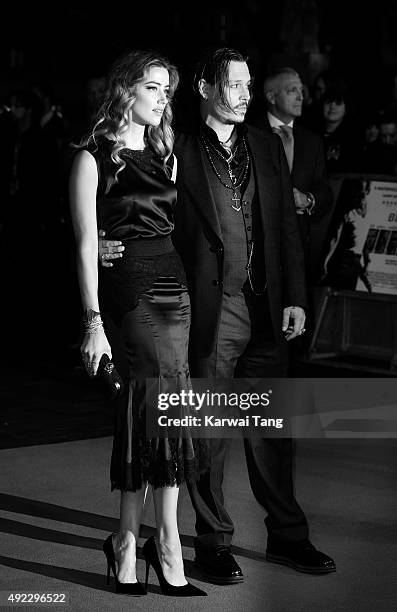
[{"left": 322, "top": 176, "right": 397, "bottom": 295}]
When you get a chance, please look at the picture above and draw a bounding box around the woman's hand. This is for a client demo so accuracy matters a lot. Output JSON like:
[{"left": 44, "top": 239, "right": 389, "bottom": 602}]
[{"left": 81, "top": 328, "right": 112, "bottom": 377}]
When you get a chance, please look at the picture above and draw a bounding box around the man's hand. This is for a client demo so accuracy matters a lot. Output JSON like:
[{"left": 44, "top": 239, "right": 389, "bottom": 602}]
[
  {"left": 293, "top": 188, "right": 312, "bottom": 215},
  {"left": 98, "top": 229, "right": 124, "bottom": 267},
  {"left": 282, "top": 306, "right": 306, "bottom": 341}
]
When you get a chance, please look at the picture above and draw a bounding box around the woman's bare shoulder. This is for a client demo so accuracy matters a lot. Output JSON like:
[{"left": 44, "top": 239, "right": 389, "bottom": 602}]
[{"left": 71, "top": 148, "right": 98, "bottom": 179}]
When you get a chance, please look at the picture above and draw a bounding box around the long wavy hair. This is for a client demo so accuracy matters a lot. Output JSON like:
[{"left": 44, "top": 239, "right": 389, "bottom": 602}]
[{"left": 79, "top": 49, "right": 179, "bottom": 184}]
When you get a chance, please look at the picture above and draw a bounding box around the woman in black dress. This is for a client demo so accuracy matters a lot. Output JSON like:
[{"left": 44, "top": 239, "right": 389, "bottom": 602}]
[{"left": 69, "top": 50, "right": 205, "bottom": 597}]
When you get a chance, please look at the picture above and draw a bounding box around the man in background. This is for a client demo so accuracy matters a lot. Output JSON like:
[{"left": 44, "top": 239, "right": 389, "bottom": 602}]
[{"left": 249, "top": 67, "right": 333, "bottom": 285}]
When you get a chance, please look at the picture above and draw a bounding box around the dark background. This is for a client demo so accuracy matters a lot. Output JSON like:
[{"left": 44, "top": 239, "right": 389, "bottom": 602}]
[{"left": 2, "top": 1, "right": 397, "bottom": 123}]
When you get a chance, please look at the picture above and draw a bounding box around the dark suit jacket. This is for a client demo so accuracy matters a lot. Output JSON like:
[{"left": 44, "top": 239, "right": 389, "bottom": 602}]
[
  {"left": 249, "top": 117, "right": 333, "bottom": 283},
  {"left": 172, "top": 125, "right": 307, "bottom": 358}
]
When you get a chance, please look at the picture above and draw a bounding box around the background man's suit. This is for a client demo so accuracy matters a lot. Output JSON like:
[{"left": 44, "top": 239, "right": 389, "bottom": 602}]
[{"left": 249, "top": 117, "right": 333, "bottom": 284}]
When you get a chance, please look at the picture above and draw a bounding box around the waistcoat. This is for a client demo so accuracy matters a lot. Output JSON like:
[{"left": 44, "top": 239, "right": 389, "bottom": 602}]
[{"left": 201, "top": 145, "right": 258, "bottom": 294}]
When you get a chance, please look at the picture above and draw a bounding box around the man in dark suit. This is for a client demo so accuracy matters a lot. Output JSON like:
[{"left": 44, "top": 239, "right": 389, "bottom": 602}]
[
  {"left": 99, "top": 49, "right": 335, "bottom": 582},
  {"left": 172, "top": 48, "right": 335, "bottom": 582},
  {"left": 249, "top": 67, "right": 333, "bottom": 284}
]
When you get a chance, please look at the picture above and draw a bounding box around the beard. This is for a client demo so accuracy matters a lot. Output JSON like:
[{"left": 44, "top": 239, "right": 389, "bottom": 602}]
[{"left": 220, "top": 106, "right": 247, "bottom": 124}]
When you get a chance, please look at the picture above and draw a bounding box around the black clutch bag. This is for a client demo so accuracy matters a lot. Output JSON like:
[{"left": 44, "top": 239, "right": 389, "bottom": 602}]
[{"left": 97, "top": 354, "right": 124, "bottom": 400}]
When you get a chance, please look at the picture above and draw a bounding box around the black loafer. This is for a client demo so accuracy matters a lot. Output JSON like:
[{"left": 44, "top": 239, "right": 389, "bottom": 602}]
[
  {"left": 194, "top": 544, "right": 244, "bottom": 584},
  {"left": 266, "top": 540, "right": 336, "bottom": 574}
]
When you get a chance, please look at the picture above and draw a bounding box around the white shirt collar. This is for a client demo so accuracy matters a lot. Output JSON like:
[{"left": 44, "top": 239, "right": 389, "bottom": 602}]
[{"left": 267, "top": 112, "right": 294, "bottom": 129}]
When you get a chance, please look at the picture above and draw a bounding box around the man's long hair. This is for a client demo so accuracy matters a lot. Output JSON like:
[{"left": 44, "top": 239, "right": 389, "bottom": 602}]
[{"left": 193, "top": 47, "right": 249, "bottom": 111}]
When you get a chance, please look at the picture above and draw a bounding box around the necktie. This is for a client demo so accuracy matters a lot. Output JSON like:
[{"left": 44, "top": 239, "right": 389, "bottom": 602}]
[{"left": 272, "top": 124, "right": 294, "bottom": 172}]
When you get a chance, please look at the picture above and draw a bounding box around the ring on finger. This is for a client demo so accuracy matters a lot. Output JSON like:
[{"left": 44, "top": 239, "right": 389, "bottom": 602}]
[{"left": 101, "top": 253, "right": 106, "bottom": 261}]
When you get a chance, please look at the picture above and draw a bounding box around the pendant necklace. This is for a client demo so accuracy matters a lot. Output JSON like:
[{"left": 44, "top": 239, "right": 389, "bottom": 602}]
[{"left": 200, "top": 135, "right": 250, "bottom": 212}]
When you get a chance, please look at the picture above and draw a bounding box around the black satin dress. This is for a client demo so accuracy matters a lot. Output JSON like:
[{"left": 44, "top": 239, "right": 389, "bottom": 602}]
[{"left": 89, "top": 141, "right": 204, "bottom": 491}]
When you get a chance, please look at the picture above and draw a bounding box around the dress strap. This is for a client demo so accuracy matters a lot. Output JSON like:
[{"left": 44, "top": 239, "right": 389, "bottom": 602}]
[{"left": 170, "top": 154, "right": 178, "bottom": 183}]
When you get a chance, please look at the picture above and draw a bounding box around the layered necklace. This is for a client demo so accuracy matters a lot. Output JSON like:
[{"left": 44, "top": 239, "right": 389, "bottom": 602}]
[
  {"left": 200, "top": 130, "right": 265, "bottom": 295},
  {"left": 200, "top": 132, "right": 250, "bottom": 212}
]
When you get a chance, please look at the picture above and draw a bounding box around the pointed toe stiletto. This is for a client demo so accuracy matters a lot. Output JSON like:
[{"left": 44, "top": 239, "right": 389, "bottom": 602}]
[
  {"left": 143, "top": 536, "right": 207, "bottom": 597},
  {"left": 103, "top": 534, "right": 147, "bottom": 595}
]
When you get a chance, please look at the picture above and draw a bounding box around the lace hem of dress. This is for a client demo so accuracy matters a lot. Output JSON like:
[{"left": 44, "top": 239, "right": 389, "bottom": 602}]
[
  {"left": 110, "top": 374, "right": 210, "bottom": 492},
  {"left": 110, "top": 438, "right": 210, "bottom": 492}
]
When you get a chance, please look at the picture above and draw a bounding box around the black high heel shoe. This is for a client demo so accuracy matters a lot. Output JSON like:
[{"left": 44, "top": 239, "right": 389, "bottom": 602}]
[
  {"left": 143, "top": 536, "right": 206, "bottom": 597},
  {"left": 103, "top": 534, "right": 147, "bottom": 595}
]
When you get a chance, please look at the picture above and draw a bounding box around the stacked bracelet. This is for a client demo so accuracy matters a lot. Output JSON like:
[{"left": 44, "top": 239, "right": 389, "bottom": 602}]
[
  {"left": 82, "top": 309, "right": 104, "bottom": 334},
  {"left": 84, "top": 318, "right": 104, "bottom": 334}
]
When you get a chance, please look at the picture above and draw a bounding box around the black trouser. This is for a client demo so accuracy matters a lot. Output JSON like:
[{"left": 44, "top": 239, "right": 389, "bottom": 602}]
[{"left": 188, "top": 288, "right": 309, "bottom": 548}]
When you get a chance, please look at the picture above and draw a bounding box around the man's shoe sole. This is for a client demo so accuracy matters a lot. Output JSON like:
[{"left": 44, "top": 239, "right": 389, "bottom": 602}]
[
  {"left": 266, "top": 553, "right": 336, "bottom": 575},
  {"left": 194, "top": 559, "right": 244, "bottom": 584}
]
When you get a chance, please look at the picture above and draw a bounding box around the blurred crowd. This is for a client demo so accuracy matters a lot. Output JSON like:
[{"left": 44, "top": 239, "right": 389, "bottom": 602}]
[
  {"left": 0, "top": 76, "right": 108, "bottom": 359},
  {"left": 299, "top": 68, "right": 397, "bottom": 176}
]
